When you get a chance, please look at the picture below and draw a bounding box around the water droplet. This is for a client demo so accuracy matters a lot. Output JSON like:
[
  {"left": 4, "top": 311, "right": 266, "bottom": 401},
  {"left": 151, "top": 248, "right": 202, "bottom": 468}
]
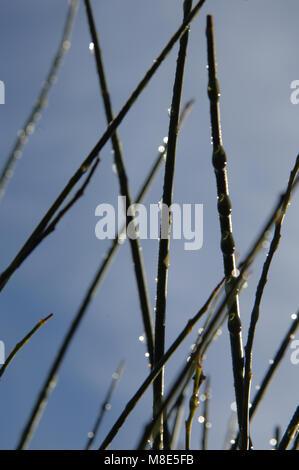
[
  {"left": 255, "top": 385, "right": 261, "bottom": 390},
  {"left": 232, "top": 268, "right": 240, "bottom": 278},
  {"left": 158, "top": 145, "right": 165, "bottom": 153},
  {"left": 206, "top": 422, "right": 212, "bottom": 429},
  {"left": 104, "top": 403, "right": 112, "bottom": 410},
  {"left": 291, "top": 313, "right": 297, "bottom": 320},
  {"left": 88, "top": 431, "right": 94, "bottom": 438},
  {"left": 205, "top": 65, "right": 209, "bottom": 70},
  {"left": 269, "top": 438, "right": 277, "bottom": 446},
  {"left": 262, "top": 240, "right": 270, "bottom": 249},
  {"left": 112, "top": 163, "right": 117, "bottom": 174},
  {"left": 145, "top": 352, "right": 150, "bottom": 357},
  {"left": 163, "top": 136, "right": 168, "bottom": 144},
  {"left": 89, "top": 42, "right": 95, "bottom": 52},
  {"left": 26, "top": 123, "right": 35, "bottom": 135},
  {"left": 168, "top": 107, "right": 171, "bottom": 116},
  {"left": 200, "top": 394, "right": 206, "bottom": 402},
  {"left": 198, "top": 416, "right": 205, "bottom": 423},
  {"left": 112, "top": 372, "right": 120, "bottom": 380},
  {"left": 269, "top": 359, "right": 274, "bottom": 364},
  {"left": 230, "top": 401, "right": 237, "bottom": 412},
  {"left": 118, "top": 235, "right": 126, "bottom": 245},
  {"left": 13, "top": 150, "right": 22, "bottom": 160},
  {"left": 139, "top": 335, "right": 145, "bottom": 342},
  {"left": 63, "top": 40, "right": 71, "bottom": 51},
  {"left": 198, "top": 327, "right": 204, "bottom": 334}
]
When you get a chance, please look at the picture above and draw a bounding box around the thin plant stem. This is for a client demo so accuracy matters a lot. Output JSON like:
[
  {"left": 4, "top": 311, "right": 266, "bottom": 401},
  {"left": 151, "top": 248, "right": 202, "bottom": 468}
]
[
  {"left": 231, "top": 311, "right": 299, "bottom": 449},
  {"left": 240, "top": 186, "right": 297, "bottom": 450},
  {"left": 185, "top": 361, "right": 206, "bottom": 450},
  {"left": 250, "top": 312, "right": 299, "bottom": 420},
  {"left": 15, "top": 104, "right": 194, "bottom": 450},
  {"left": 37, "top": 157, "right": 100, "bottom": 241},
  {"left": 291, "top": 431, "right": 299, "bottom": 450},
  {"left": 85, "top": 360, "right": 125, "bottom": 450},
  {"left": 0, "top": 314, "right": 53, "bottom": 380},
  {"left": 206, "top": 14, "right": 244, "bottom": 430},
  {"left": 169, "top": 390, "right": 187, "bottom": 449},
  {"left": 201, "top": 377, "right": 210, "bottom": 450},
  {"left": 0, "top": 0, "right": 206, "bottom": 294},
  {"left": 153, "top": 0, "right": 193, "bottom": 449},
  {"left": 84, "top": 0, "right": 154, "bottom": 366},
  {"left": 274, "top": 426, "right": 281, "bottom": 449},
  {"left": 277, "top": 406, "right": 299, "bottom": 450},
  {"left": 0, "top": 0, "right": 79, "bottom": 202},
  {"left": 99, "top": 279, "right": 224, "bottom": 449}
]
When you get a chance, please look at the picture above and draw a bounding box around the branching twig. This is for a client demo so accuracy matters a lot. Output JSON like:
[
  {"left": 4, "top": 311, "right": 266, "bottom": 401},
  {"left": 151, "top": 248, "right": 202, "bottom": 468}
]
[
  {"left": 153, "top": 0, "right": 193, "bottom": 449},
  {"left": 0, "top": 0, "right": 79, "bottom": 202},
  {"left": 0, "top": 314, "right": 53, "bottom": 379}
]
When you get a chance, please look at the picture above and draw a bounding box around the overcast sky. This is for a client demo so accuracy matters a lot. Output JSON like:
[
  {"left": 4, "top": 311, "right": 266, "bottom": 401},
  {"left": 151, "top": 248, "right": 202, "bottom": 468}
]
[{"left": 0, "top": 0, "right": 298, "bottom": 450}]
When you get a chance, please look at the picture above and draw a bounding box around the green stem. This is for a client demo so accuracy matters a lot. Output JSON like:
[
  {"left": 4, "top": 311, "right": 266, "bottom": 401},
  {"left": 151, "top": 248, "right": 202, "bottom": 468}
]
[
  {"left": 85, "top": 360, "right": 125, "bottom": 450},
  {"left": 0, "top": 1, "right": 79, "bottom": 202},
  {"left": 0, "top": 314, "right": 53, "bottom": 379},
  {"left": 206, "top": 14, "right": 244, "bottom": 431},
  {"left": 153, "top": 0, "right": 193, "bottom": 449}
]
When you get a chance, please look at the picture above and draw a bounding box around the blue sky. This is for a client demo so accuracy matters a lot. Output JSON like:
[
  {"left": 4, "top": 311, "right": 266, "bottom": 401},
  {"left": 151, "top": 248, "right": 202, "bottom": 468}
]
[{"left": 0, "top": 0, "right": 298, "bottom": 450}]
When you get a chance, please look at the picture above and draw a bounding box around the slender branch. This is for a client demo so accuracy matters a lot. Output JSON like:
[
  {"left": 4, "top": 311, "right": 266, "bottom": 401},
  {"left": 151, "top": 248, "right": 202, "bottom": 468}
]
[
  {"left": 153, "top": 0, "right": 193, "bottom": 449},
  {"left": 99, "top": 280, "right": 224, "bottom": 449},
  {"left": 85, "top": 360, "right": 125, "bottom": 450},
  {"left": 169, "top": 390, "right": 187, "bottom": 449},
  {"left": 291, "top": 431, "right": 299, "bottom": 450},
  {"left": 185, "top": 361, "right": 206, "bottom": 450},
  {"left": 277, "top": 406, "right": 299, "bottom": 450},
  {"left": 201, "top": 377, "right": 211, "bottom": 450},
  {"left": 0, "top": 0, "right": 79, "bottom": 202},
  {"left": 250, "top": 312, "right": 299, "bottom": 420},
  {"left": 15, "top": 104, "right": 194, "bottom": 450},
  {"left": 240, "top": 178, "right": 297, "bottom": 450},
  {"left": 84, "top": 0, "right": 154, "bottom": 366},
  {"left": 206, "top": 14, "right": 244, "bottom": 431},
  {"left": 0, "top": 0, "right": 206, "bottom": 293},
  {"left": 231, "top": 312, "right": 299, "bottom": 449},
  {"left": 39, "top": 157, "right": 100, "bottom": 241},
  {"left": 0, "top": 314, "right": 53, "bottom": 379}
]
